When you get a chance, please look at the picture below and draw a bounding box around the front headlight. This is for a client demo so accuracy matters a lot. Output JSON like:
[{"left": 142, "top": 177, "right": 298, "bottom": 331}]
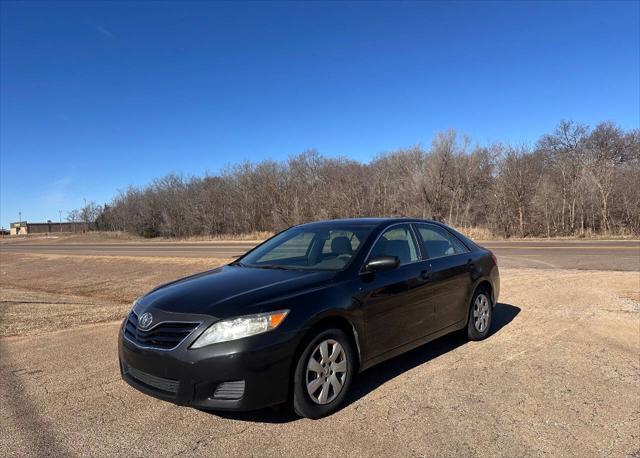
[{"left": 191, "top": 310, "right": 289, "bottom": 348}]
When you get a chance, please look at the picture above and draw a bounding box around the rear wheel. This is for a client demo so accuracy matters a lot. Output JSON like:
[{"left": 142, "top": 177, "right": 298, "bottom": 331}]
[
  {"left": 467, "top": 289, "right": 493, "bottom": 340},
  {"left": 292, "top": 328, "right": 355, "bottom": 419}
]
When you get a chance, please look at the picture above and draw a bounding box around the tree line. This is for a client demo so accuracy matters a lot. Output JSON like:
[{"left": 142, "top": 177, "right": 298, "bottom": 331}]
[{"left": 75, "top": 120, "right": 639, "bottom": 238}]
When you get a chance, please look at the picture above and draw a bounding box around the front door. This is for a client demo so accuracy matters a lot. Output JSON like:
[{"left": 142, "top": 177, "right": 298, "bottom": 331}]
[{"left": 357, "top": 224, "right": 435, "bottom": 358}]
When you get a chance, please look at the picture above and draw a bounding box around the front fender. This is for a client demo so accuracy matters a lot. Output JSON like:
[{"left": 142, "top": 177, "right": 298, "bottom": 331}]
[{"left": 285, "top": 280, "right": 366, "bottom": 369}]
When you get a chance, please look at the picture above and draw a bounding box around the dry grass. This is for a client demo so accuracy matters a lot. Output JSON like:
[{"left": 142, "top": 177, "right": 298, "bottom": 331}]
[
  {"left": 0, "top": 231, "right": 141, "bottom": 244},
  {"left": 0, "top": 287, "right": 132, "bottom": 336},
  {"left": 453, "top": 226, "right": 640, "bottom": 241},
  {"left": 0, "top": 253, "right": 231, "bottom": 336},
  {"left": 453, "top": 226, "right": 498, "bottom": 241},
  {"left": 180, "top": 231, "right": 273, "bottom": 242},
  {"left": 0, "top": 230, "right": 271, "bottom": 245},
  {"left": 4, "top": 228, "right": 638, "bottom": 246}
]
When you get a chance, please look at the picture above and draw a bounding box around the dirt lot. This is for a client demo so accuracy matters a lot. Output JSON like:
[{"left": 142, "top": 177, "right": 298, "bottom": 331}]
[
  {"left": 1, "top": 250, "right": 639, "bottom": 456},
  {"left": 0, "top": 253, "right": 231, "bottom": 336}
]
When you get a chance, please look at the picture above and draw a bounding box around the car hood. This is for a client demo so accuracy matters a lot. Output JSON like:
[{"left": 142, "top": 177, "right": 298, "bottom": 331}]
[{"left": 136, "top": 265, "right": 336, "bottom": 317}]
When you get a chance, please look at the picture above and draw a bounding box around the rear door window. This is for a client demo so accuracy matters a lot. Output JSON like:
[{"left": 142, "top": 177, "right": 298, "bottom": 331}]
[{"left": 415, "top": 224, "right": 469, "bottom": 259}]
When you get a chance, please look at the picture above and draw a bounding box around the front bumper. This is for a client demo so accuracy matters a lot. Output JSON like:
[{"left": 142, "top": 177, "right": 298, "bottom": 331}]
[{"left": 118, "top": 321, "right": 298, "bottom": 411}]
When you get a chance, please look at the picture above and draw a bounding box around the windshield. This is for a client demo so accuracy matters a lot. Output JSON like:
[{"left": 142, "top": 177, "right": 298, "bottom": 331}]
[{"left": 236, "top": 225, "right": 374, "bottom": 271}]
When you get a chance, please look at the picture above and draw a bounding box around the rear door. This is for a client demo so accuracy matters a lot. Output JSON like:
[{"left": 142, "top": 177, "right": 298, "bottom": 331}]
[{"left": 413, "top": 223, "right": 473, "bottom": 329}]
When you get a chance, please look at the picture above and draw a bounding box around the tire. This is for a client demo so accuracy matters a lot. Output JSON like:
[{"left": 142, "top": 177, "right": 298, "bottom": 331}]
[
  {"left": 292, "top": 328, "right": 355, "bottom": 419},
  {"left": 467, "top": 289, "right": 493, "bottom": 341}
]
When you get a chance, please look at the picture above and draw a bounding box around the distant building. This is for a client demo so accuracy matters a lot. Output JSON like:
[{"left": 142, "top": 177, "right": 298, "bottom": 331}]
[
  {"left": 9, "top": 221, "right": 27, "bottom": 235},
  {"left": 9, "top": 220, "right": 88, "bottom": 235}
]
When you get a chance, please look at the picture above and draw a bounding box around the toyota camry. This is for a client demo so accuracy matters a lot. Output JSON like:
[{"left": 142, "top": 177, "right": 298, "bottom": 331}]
[{"left": 118, "top": 217, "right": 500, "bottom": 418}]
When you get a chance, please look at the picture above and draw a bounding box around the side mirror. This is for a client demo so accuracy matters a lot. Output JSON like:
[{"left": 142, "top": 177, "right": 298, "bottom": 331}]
[{"left": 364, "top": 256, "right": 400, "bottom": 273}]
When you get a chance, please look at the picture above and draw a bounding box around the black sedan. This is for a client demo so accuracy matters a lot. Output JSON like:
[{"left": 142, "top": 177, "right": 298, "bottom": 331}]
[{"left": 118, "top": 217, "right": 500, "bottom": 418}]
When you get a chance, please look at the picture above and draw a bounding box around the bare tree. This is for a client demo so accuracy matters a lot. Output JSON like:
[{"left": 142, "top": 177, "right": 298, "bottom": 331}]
[
  {"left": 93, "top": 121, "right": 639, "bottom": 238},
  {"left": 494, "top": 146, "right": 544, "bottom": 237},
  {"left": 537, "top": 120, "right": 589, "bottom": 234},
  {"left": 67, "top": 209, "right": 82, "bottom": 223}
]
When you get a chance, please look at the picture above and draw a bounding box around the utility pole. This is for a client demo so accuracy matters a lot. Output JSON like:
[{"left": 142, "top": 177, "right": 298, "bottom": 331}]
[{"left": 59, "top": 210, "right": 62, "bottom": 232}]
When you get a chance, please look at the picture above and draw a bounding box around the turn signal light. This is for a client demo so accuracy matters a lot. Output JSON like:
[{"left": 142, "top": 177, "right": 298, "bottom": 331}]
[{"left": 268, "top": 312, "right": 288, "bottom": 328}]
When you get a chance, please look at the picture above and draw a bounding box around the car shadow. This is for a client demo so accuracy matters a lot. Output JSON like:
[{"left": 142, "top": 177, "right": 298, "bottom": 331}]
[
  {"left": 342, "top": 301, "right": 520, "bottom": 409},
  {"left": 210, "top": 302, "right": 520, "bottom": 424}
]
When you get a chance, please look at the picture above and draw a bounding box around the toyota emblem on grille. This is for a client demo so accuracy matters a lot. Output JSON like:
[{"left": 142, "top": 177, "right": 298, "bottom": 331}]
[{"left": 138, "top": 312, "right": 153, "bottom": 330}]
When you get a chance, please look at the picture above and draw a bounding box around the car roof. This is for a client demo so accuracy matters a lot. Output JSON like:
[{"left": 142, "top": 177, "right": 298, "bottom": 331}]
[
  {"left": 294, "top": 217, "right": 481, "bottom": 251},
  {"left": 296, "top": 217, "right": 440, "bottom": 229}
]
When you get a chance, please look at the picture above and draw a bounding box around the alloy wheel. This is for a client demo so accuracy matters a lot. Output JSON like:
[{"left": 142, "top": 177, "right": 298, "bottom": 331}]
[
  {"left": 306, "top": 339, "right": 347, "bottom": 405},
  {"left": 473, "top": 293, "right": 490, "bottom": 333}
]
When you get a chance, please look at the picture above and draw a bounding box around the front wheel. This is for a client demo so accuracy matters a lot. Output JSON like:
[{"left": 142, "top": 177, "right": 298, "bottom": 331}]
[
  {"left": 467, "top": 290, "right": 493, "bottom": 340},
  {"left": 292, "top": 328, "right": 355, "bottom": 419}
]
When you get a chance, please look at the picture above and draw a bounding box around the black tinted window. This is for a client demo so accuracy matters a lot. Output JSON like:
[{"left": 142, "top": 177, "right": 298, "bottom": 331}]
[
  {"left": 240, "top": 225, "right": 373, "bottom": 271},
  {"left": 369, "top": 225, "right": 419, "bottom": 265},
  {"left": 258, "top": 232, "right": 314, "bottom": 262},
  {"left": 416, "top": 224, "right": 468, "bottom": 258}
]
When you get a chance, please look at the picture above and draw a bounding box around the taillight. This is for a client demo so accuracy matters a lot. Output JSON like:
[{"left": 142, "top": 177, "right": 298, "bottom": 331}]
[{"left": 490, "top": 251, "right": 498, "bottom": 265}]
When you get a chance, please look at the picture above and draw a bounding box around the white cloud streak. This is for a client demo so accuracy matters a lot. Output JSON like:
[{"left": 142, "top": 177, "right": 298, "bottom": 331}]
[{"left": 43, "top": 176, "right": 72, "bottom": 205}]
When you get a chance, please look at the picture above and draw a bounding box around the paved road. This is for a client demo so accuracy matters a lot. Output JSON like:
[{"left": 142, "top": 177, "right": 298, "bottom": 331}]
[
  {"left": 1, "top": 239, "right": 638, "bottom": 271},
  {"left": 481, "top": 240, "right": 640, "bottom": 271}
]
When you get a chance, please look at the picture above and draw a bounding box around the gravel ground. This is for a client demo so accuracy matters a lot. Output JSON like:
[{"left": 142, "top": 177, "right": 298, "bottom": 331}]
[{"left": 0, "top": 255, "right": 639, "bottom": 457}]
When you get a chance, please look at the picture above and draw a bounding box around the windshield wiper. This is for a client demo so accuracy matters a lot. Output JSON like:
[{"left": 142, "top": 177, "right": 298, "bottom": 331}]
[{"left": 254, "top": 265, "right": 291, "bottom": 270}]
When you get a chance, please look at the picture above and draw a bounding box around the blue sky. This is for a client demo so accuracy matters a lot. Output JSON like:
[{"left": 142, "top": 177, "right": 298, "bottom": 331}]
[{"left": 1, "top": 1, "right": 638, "bottom": 229}]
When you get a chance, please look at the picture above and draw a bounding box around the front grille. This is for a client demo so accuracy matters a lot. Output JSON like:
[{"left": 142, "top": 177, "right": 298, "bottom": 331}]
[
  {"left": 213, "top": 380, "right": 245, "bottom": 400},
  {"left": 124, "top": 312, "right": 199, "bottom": 349},
  {"left": 127, "top": 366, "right": 179, "bottom": 394}
]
